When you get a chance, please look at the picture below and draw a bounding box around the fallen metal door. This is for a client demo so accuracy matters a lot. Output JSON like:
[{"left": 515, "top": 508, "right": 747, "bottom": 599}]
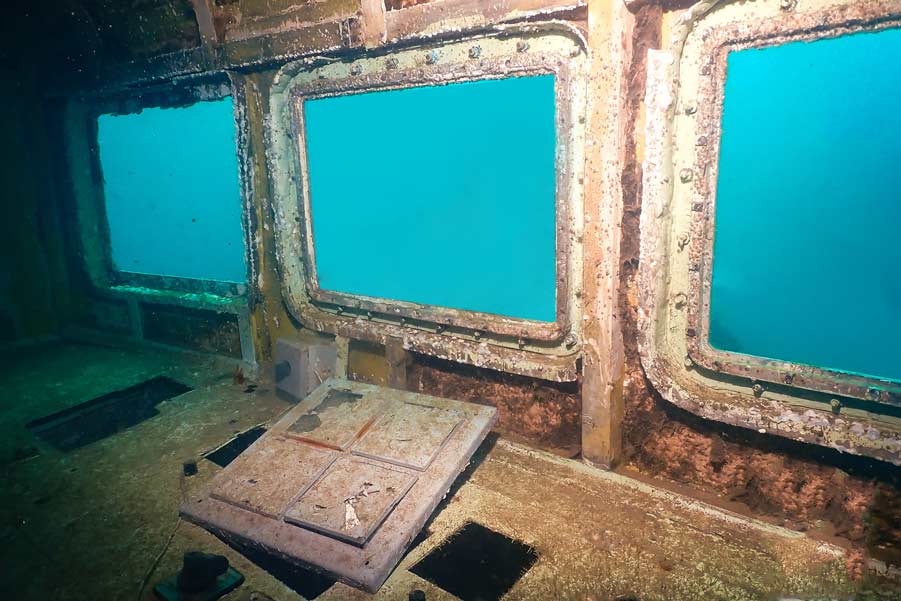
[{"left": 182, "top": 378, "right": 497, "bottom": 592}]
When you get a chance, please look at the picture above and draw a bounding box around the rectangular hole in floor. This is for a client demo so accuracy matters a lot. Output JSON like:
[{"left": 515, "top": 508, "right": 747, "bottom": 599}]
[
  {"left": 25, "top": 376, "right": 192, "bottom": 452},
  {"left": 409, "top": 521, "right": 539, "bottom": 601},
  {"left": 203, "top": 425, "right": 267, "bottom": 467}
]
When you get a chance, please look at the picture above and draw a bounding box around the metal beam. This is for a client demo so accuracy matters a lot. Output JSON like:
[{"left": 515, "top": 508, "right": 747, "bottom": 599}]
[
  {"left": 360, "top": 0, "right": 388, "bottom": 48},
  {"left": 189, "top": 0, "right": 219, "bottom": 46},
  {"left": 580, "top": 0, "right": 634, "bottom": 469}
]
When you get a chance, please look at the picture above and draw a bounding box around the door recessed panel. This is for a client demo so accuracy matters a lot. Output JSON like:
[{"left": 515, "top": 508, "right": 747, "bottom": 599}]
[{"left": 284, "top": 455, "right": 418, "bottom": 545}]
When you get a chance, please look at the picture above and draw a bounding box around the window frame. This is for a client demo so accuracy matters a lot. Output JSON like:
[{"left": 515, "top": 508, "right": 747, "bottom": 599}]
[
  {"left": 267, "top": 27, "right": 588, "bottom": 381},
  {"left": 687, "top": 8, "right": 901, "bottom": 405},
  {"left": 294, "top": 74, "right": 562, "bottom": 332},
  {"left": 65, "top": 74, "right": 257, "bottom": 313},
  {"left": 638, "top": 0, "right": 901, "bottom": 464}
]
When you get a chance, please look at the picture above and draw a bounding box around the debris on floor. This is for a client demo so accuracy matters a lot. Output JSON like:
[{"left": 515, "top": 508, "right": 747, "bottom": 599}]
[{"left": 153, "top": 551, "right": 244, "bottom": 601}]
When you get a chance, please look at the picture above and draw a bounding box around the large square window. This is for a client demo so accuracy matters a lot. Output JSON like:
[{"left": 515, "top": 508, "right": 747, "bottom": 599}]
[
  {"left": 709, "top": 27, "right": 901, "bottom": 383},
  {"left": 268, "top": 33, "right": 587, "bottom": 380},
  {"left": 638, "top": 0, "right": 900, "bottom": 462},
  {"left": 302, "top": 75, "right": 557, "bottom": 323},
  {"left": 97, "top": 97, "right": 247, "bottom": 284}
]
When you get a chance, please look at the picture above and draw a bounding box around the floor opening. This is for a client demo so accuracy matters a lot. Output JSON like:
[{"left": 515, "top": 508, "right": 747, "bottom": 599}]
[
  {"left": 410, "top": 521, "right": 539, "bottom": 601},
  {"left": 26, "top": 376, "right": 192, "bottom": 452},
  {"left": 203, "top": 425, "right": 267, "bottom": 467}
]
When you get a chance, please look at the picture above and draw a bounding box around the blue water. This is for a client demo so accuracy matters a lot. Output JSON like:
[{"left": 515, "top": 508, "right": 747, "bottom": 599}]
[
  {"left": 709, "top": 28, "right": 901, "bottom": 382},
  {"left": 97, "top": 98, "right": 247, "bottom": 283},
  {"left": 304, "top": 75, "right": 557, "bottom": 322}
]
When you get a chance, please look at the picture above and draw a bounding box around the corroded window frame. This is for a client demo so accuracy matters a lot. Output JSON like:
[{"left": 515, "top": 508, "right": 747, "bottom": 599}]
[
  {"left": 687, "top": 5, "right": 901, "bottom": 406},
  {"left": 268, "top": 27, "right": 588, "bottom": 381},
  {"left": 639, "top": 0, "right": 901, "bottom": 464},
  {"left": 64, "top": 74, "right": 258, "bottom": 313}
]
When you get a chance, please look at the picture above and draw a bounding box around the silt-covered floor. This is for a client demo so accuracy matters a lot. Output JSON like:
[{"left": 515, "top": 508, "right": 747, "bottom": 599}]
[{"left": 1, "top": 341, "right": 896, "bottom": 600}]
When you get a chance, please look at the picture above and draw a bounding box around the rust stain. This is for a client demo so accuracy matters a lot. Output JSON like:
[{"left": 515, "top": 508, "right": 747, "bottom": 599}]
[
  {"left": 409, "top": 354, "right": 581, "bottom": 458},
  {"left": 352, "top": 414, "right": 380, "bottom": 442},
  {"left": 284, "top": 433, "right": 345, "bottom": 452}
]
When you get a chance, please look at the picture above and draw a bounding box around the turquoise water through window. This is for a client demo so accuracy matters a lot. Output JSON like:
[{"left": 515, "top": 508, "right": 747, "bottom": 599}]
[
  {"left": 97, "top": 98, "right": 247, "bottom": 283},
  {"left": 303, "top": 75, "right": 558, "bottom": 322},
  {"left": 709, "top": 28, "right": 901, "bottom": 383}
]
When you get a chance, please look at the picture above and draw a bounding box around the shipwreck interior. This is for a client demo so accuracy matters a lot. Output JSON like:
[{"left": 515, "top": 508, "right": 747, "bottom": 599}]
[{"left": 1, "top": 0, "right": 899, "bottom": 600}]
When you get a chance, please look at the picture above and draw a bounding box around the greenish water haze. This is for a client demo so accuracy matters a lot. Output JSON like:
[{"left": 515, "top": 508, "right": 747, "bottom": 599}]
[
  {"left": 709, "top": 28, "right": 901, "bottom": 382},
  {"left": 97, "top": 98, "right": 247, "bottom": 283},
  {"left": 303, "top": 75, "right": 558, "bottom": 322}
]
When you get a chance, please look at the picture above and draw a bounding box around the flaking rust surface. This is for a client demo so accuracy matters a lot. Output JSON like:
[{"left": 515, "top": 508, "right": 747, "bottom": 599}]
[
  {"left": 210, "top": 435, "right": 336, "bottom": 518},
  {"left": 409, "top": 354, "right": 581, "bottom": 457},
  {"left": 285, "top": 455, "right": 418, "bottom": 544},
  {"left": 287, "top": 388, "right": 384, "bottom": 449},
  {"left": 352, "top": 401, "right": 462, "bottom": 470}
]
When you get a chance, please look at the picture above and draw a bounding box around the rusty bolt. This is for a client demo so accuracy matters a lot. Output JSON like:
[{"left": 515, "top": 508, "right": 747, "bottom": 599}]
[
  {"left": 696, "top": 135, "right": 708, "bottom": 146},
  {"left": 830, "top": 398, "right": 842, "bottom": 414},
  {"left": 386, "top": 57, "right": 399, "bottom": 70},
  {"left": 752, "top": 383, "right": 764, "bottom": 397},
  {"left": 350, "top": 64, "right": 363, "bottom": 76},
  {"left": 673, "top": 292, "right": 687, "bottom": 309},
  {"left": 783, "top": 373, "right": 794, "bottom": 385},
  {"left": 425, "top": 51, "right": 439, "bottom": 65},
  {"left": 867, "top": 387, "right": 882, "bottom": 401},
  {"left": 679, "top": 168, "right": 694, "bottom": 183},
  {"left": 469, "top": 46, "right": 481, "bottom": 59},
  {"left": 683, "top": 356, "right": 693, "bottom": 369},
  {"left": 517, "top": 41, "right": 530, "bottom": 53},
  {"left": 564, "top": 333, "right": 579, "bottom": 349},
  {"left": 780, "top": 0, "right": 797, "bottom": 10},
  {"left": 473, "top": 330, "right": 482, "bottom": 340}
]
